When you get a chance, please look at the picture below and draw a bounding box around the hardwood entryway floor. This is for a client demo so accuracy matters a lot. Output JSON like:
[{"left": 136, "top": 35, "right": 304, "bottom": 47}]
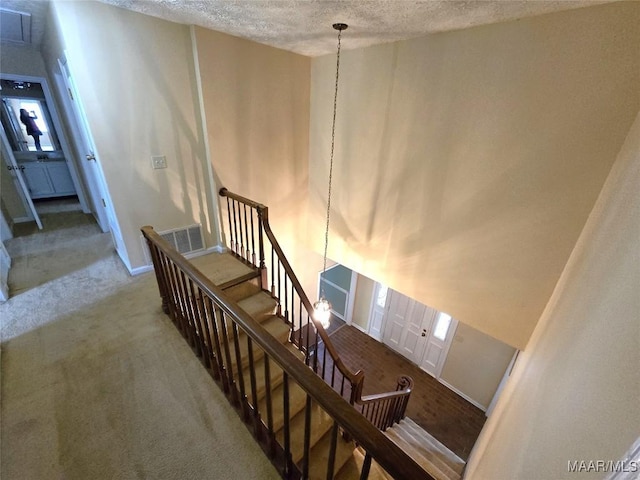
[{"left": 325, "top": 325, "right": 486, "bottom": 461}]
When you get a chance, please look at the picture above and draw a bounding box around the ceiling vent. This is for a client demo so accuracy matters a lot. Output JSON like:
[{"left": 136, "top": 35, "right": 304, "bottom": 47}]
[{"left": 0, "top": 8, "right": 32, "bottom": 44}]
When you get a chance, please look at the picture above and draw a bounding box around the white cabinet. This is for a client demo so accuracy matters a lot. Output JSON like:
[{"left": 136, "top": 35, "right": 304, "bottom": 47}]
[{"left": 20, "top": 160, "right": 76, "bottom": 199}]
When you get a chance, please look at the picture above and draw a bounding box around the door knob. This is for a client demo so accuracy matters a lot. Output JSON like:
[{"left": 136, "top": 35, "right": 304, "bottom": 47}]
[{"left": 86, "top": 153, "right": 96, "bottom": 161}]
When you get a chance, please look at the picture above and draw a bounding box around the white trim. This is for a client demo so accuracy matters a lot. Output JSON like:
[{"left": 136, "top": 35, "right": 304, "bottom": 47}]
[
  {"left": 12, "top": 216, "right": 32, "bottom": 223},
  {"left": 0, "top": 240, "right": 11, "bottom": 302},
  {"left": 345, "top": 270, "right": 357, "bottom": 325},
  {"left": 438, "top": 379, "right": 487, "bottom": 412},
  {"left": 352, "top": 323, "right": 368, "bottom": 334},
  {"left": 129, "top": 264, "right": 153, "bottom": 276},
  {"left": 486, "top": 350, "right": 519, "bottom": 418},
  {"left": 190, "top": 26, "right": 224, "bottom": 249}
]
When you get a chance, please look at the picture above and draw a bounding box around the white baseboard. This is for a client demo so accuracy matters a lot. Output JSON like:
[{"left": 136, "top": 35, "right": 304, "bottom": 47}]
[
  {"left": 438, "top": 379, "right": 487, "bottom": 412},
  {"left": 129, "top": 264, "right": 154, "bottom": 276},
  {"left": 12, "top": 216, "right": 32, "bottom": 224},
  {"left": 352, "top": 323, "right": 368, "bottom": 334}
]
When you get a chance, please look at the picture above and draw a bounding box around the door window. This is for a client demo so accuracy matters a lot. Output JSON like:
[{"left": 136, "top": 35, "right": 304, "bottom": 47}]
[{"left": 433, "top": 312, "right": 452, "bottom": 341}]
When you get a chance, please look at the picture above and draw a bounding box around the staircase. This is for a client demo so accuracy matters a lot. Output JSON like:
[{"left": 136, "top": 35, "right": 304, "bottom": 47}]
[
  {"left": 141, "top": 187, "right": 437, "bottom": 479},
  {"left": 217, "top": 267, "right": 356, "bottom": 478},
  {"left": 386, "top": 418, "right": 465, "bottom": 480}
]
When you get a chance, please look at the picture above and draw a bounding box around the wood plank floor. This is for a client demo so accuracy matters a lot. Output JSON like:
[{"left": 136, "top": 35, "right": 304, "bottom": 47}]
[{"left": 322, "top": 325, "right": 485, "bottom": 460}]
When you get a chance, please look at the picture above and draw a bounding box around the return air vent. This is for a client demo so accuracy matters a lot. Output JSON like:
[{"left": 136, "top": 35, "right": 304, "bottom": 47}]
[
  {"left": 159, "top": 224, "right": 204, "bottom": 254},
  {"left": 141, "top": 224, "right": 206, "bottom": 266}
]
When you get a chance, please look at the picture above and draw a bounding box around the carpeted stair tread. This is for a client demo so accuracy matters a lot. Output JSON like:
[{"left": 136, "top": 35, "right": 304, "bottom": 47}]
[
  {"left": 237, "top": 291, "right": 278, "bottom": 322},
  {"left": 222, "top": 280, "right": 262, "bottom": 302},
  {"left": 385, "top": 425, "right": 462, "bottom": 480},
  {"left": 226, "top": 315, "right": 291, "bottom": 371},
  {"left": 248, "top": 343, "right": 304, "bottom": 401},
  {"left": 307, "top": 428, "right": 355, "bottom": 480},
  {"left": 190, "top": 252, "right": 255, "bottom": 286},
  {"left": 276, "top": 400, "right": 335, "bottom": 464},
  {"left": 258, "top": 378, "right": 308, "bottom": 433},
  {"left": 396, "top": 418, "right": 464, "bottom": 473},
  {"left": 335, "top": 447, "right": 394, "bottom": 480}
]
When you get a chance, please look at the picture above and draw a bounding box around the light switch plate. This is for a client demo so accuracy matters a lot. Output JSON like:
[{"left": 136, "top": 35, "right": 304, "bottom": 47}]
[{"left": 151, "top": 155, "right": 167, "bottom": 169}]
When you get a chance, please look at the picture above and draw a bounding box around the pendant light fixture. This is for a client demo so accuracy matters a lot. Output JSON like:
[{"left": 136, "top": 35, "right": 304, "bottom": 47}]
[{"left": 313, "top": 23, "right": 348, "bottom": 330}]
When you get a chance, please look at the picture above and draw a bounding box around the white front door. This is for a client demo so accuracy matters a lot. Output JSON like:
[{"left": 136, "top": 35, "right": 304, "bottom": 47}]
[{"left": 382, "top": 288, "right": 457, "bottom": 379}]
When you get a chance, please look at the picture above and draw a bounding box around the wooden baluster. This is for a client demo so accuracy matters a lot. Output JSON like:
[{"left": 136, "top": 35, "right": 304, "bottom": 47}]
[
  {"left": 160, "top": 252, "right": 179, "bottom": 325},
  {"left": 225, "top": 196, "right": 234, "bottom": 253},
  {"left": 302, "top": 394, "right": 312, "bottom": 480},
  {"left": 180, "top": 271, "right": 199, "bottom": 351},
  {"left": 188, "top": 280, "right": 206, "bottom": 359},
  {"left": 205, "top": 297, "right": 227, "bottom": 386},
  {"left": 173, "top": 266, "right": 191, "bottom": 342},
  {"left": 271, "top": 247, "right": 276, "bottom": 297},
  {"left": 244, "top": 204, "right": 250, "bottom": 262},
  {"left": 232, "top": 321, "right": 248, "bottom": 419},
  {"left": 199, "top": 295, "right": 219, "bottom": 379},
  {"left": 246, "top": 336, "right": 260, "bottom": 434},
  {"left": 282, "top": 372, "right": 292, "bottom": 477},
  {"left": 257, "top": 208, "right": 267, "bottom": 287},
  {"left": 283, "top": 274, "right": 288, "bottom": 325},
  {"left": 326, "top": 421, "right": 340, "bottom": 480},
  {"left": 250, "top": 206, "right": 256, "bottom": 266},
  {"left": 276, "top": 259, "right": 282, "bottom": 316},
  {"left": 360, "top": 453, "right": 372, "bottom": 480},
  {"left": 218, "top": 308, "right": 238, "bottom": 402},
  {"left": 263, "top": 355, "right": 275, "bottom": 456},
  {"left": 231, "top": 199, "right": 239, "bottom": 257}
]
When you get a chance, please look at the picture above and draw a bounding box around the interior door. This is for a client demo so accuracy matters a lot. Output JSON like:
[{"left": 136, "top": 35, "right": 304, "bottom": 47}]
[
  {"left": 0, "top": 124, "right": 42, "bottom": 229},
  {"left": 57, "top": 58, "right": 110, "bottom": 233}
]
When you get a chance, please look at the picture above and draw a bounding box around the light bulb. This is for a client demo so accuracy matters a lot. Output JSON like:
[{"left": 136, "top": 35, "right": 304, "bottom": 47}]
[{"left": 313, "top": 298, "right": 331, "bottom": 329}]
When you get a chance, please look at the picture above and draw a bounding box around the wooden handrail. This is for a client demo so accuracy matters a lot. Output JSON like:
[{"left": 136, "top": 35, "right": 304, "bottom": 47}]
[
  {"left": 360, "top": 377, "right": 413, "bottom": 403},
  {"left": 220, "top": 187, "right": 362, "bottom": 388},
  {"left": 218, "top": 188, "right": 413, "bottom": 431},
  {"left": 141, "top": 225, "right": 432, "bottom": 480}
]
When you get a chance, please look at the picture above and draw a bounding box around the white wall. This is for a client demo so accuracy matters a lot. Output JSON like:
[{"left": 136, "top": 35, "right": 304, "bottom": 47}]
[
  {"left": 308, "top": 2, "right": 640, "bottom": 349},
  {"left": 466, "top": 111, "right": 640, "bottom": 479},
  {"left": 440, "top": 323, "right": 515, "bottom": 410},
  {"left": 45, "top": 1, "right": 214, "bottom": 270},
  {"left": 0, "top": 44, "right": 47, "bottom": 78}
]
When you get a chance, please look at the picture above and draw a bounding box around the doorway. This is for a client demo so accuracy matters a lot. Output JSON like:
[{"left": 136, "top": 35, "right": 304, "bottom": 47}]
[
  {"left": 0, "top": 75, "right": 89, "bottom": 226},
  {"left": 376, "top": 286, "right": 457, "bottom": 380}
]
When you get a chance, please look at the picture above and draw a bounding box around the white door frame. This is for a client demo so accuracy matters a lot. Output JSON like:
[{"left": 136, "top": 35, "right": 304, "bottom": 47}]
[
  {"left": 57, "top": 54, "right": 130, "bottom": 269},
  {"left": 317, "top": 264, "right": 357, "bottom": 324},
  {"left": 0, "top": 73, "right": 91, "bottom": 214},
  {"left": 380, "top": 287, "right": 457, "bottom": 380}
]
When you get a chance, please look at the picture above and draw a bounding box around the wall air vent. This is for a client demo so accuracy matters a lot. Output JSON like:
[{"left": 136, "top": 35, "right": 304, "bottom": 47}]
[
  {"left": 159, "top": 224, "right": 204, "bottom": 254},
  {"left": 0, "top": 8, "right": 32, "bottom": 44},
  {"left": 141, "top": 224, "right": 205, "bottom": 265}
]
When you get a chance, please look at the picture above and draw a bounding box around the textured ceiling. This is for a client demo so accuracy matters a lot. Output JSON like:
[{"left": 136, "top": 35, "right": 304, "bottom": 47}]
[
  {"left": 97, "top": 0, "right": 614, "bottom": 56},
  {"left": 1, "top": 0, "right": 615, "bottom": 55}
]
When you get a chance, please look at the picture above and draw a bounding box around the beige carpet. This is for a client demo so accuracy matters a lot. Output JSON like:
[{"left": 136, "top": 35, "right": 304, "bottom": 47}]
[{"left": 0, "top": 213, "right": 280, "bottom": 479}]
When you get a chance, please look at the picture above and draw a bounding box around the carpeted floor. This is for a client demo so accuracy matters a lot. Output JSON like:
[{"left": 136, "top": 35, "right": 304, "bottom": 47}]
[{"left": 0, "top": 213, "right": 280, "bottom": 479}]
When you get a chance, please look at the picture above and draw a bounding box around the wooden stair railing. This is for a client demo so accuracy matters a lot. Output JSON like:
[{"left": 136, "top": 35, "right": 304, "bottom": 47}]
[
  {"left": 219, "top": 188, "right": 412, "bottom": 429},
  {"left": 142, "top": 225, "right": 433, "bottom": 479}
]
